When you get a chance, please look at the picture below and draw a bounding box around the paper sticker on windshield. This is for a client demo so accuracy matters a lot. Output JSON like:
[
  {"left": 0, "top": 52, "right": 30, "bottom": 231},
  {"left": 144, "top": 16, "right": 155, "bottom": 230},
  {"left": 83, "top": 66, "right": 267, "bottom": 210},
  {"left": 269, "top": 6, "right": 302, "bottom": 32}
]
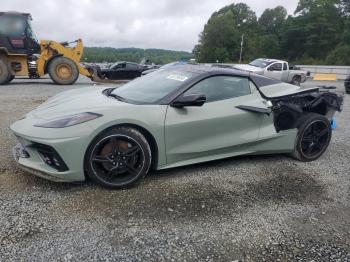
[{"left": 166, "top": 75, "right": 188, "bottom": 82}]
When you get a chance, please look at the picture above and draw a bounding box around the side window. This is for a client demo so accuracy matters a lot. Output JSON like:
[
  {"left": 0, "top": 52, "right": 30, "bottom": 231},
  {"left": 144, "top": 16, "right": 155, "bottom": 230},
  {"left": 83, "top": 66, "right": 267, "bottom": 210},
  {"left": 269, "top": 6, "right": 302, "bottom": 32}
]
[
  {"left": 269, "top": 63, "right": 282, "bottom": 71},
  {"left": 185, "top": 76, "right": 251, "bottom": 103},
  {"left": 113, "top": 63, "right": 123, "bottom": 69},
  {"left": 127, "top": 64, "right": 139, "bottom": 70},
  {"left": 283, "top": 63, "right": 288, "bottom": 71}
]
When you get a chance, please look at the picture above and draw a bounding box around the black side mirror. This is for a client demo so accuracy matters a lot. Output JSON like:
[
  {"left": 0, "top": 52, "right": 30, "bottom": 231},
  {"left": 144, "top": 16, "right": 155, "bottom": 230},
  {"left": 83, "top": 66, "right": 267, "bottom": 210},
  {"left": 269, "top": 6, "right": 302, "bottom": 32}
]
[{"left": 171, "top": 94, "right": 206, "bottom": 108}]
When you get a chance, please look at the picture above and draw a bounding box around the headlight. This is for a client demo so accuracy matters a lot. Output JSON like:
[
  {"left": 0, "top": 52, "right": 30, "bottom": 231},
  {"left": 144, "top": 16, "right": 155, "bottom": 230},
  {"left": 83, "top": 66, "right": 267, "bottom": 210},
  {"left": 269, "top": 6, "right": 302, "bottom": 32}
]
[{"left": 34, "top": 112, "right": 102, "bottom": 128}]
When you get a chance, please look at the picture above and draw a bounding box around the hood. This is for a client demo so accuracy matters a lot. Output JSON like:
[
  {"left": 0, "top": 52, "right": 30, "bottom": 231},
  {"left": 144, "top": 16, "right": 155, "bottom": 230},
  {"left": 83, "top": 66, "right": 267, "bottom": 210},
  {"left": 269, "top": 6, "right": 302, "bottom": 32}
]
[
  {"left": 234, "top": 64, "right": 264, "bottom": 73},
  {"left": 260, "top": 83, "right": 319, "bottom": 98},
  {"left": 28, "top": 86, "right": 123, "bottom": 120}
]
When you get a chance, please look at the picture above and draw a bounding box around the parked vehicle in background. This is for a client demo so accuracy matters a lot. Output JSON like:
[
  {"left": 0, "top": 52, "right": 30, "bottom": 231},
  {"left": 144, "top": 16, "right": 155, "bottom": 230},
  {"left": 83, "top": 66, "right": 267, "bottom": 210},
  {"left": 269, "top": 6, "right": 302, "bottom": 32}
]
[
  {"left": 100, "top": 61, "right": 148, "bottom": 80},
  {"left": 142, "top": 61, "right": 189, "bottom": 75},
  {"left": 234, "top": 59, "right": 309, "bottom": 86},
  {"left": 345, "top": 75, "right": 350, "bottom": 94}
]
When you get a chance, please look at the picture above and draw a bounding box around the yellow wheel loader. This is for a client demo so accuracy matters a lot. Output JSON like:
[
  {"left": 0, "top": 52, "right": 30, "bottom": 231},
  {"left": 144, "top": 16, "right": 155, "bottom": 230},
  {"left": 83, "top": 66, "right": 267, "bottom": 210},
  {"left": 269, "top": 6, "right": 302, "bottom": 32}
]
[{"left": 0, "top": 12, "right": 101, "bottom": 85}]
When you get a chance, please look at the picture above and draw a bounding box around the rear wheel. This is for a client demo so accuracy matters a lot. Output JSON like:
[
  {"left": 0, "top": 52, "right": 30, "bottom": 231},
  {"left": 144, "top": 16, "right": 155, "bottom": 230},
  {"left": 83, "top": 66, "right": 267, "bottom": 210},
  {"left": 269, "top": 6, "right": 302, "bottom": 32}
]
[
  {"left": 85, "top": 127, "right": 152, "bottom": 189},
  {"left": 48, "top": 57, "right": 79, "bottom": 85},
  {"left": 0, "top": 59, "right": 11, "bottom": 85},
  {"left": 292, "top": 113, "right": 332, "bottom": 162}
]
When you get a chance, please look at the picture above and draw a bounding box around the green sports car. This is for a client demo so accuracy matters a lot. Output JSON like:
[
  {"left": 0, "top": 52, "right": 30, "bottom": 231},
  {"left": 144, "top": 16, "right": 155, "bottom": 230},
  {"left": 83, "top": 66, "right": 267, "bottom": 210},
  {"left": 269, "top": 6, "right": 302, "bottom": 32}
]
[{"left": 11, "top": 65, "right": 343, "bottom": 189}]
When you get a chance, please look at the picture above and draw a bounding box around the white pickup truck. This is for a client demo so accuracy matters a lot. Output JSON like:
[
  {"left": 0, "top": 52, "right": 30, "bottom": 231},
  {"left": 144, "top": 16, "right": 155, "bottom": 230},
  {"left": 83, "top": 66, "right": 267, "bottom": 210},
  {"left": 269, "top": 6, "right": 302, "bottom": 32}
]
[{"left": 234, "top": 58, "right": 308, "bottom": 86}]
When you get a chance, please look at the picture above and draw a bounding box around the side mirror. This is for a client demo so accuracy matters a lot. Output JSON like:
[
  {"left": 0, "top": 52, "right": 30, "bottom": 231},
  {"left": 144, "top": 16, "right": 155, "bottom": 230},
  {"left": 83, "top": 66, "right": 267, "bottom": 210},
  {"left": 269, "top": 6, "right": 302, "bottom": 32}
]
[
  {"left": 171, "top": 94, "right": 206, "bottom": 108},
  {"left": 267, "top": 66, "right": 274, "bottom": 71}
]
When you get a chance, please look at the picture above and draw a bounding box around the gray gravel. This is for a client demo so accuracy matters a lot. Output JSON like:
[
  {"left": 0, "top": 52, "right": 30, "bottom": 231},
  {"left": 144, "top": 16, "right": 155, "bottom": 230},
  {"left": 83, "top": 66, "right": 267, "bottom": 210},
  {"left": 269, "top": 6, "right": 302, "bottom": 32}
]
[{"left": 0, "top": 77, "right": 349, "bottom": 261}]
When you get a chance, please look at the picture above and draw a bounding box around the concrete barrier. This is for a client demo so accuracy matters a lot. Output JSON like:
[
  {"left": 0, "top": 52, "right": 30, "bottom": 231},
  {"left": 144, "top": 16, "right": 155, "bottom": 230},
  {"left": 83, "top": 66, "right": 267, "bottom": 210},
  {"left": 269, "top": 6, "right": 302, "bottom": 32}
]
[
  {"left": 205, "top": 63, "right": 350, "bottom": 80},
  {"left": 297, "top": 65, "right": 350, "bottom": 80}
]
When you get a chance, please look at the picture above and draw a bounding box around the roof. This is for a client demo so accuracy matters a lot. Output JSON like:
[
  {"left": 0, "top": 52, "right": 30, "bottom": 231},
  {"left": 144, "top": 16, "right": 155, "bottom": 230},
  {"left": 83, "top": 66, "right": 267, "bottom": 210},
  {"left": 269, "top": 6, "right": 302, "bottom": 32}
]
[
  {"left": 164, "top": 64, "right": 250, "bottom": 77},
  {"left": 0, "top": 12, "right": 32, "bottom": 20}
]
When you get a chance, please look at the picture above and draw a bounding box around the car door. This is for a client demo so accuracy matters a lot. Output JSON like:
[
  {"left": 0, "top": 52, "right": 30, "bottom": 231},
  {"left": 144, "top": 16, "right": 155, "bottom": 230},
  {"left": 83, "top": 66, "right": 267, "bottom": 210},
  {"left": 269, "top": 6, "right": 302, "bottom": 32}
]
[
  {"left": 111, "top": 63, "right": 127, "bottom": 79},
  {"left": 281, "top": 62, "right": 289, "bottom": 82},
  {"left": 265, "top": 62, "right": 283, "bottom": 80},
  {"left": 128, "top": 64, "right": 141, "bottom": 79},
  {"left": 164, "top": 75, "right": 269, "bottom": 165}
]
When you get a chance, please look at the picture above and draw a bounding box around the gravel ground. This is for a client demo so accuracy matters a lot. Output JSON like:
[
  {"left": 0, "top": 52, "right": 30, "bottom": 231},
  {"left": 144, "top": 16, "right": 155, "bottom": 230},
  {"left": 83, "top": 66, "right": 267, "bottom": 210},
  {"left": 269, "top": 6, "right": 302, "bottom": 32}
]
[{"left": 0, "top": 77, "right": 349, "bottom": 261}]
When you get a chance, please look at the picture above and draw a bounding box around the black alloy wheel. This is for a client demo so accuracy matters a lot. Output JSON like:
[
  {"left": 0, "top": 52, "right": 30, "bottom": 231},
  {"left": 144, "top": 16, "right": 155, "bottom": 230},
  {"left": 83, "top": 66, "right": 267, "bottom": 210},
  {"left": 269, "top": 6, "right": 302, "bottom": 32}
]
[
  {"left": 292, "top": 113, "right": 332, "bottom": 162},
  {"left": 85, "top": 127, "right": 152, "bottom": 189}
]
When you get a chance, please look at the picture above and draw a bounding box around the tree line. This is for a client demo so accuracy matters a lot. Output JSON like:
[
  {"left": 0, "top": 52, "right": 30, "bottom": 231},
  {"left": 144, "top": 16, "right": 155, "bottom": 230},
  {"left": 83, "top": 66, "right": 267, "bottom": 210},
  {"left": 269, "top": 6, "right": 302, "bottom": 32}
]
[
  {"left": 194, "top": 0, "right": 350, "bottom": 65},
  {"left": 82, "top": 47, "right": 193, "bottom": 65}
]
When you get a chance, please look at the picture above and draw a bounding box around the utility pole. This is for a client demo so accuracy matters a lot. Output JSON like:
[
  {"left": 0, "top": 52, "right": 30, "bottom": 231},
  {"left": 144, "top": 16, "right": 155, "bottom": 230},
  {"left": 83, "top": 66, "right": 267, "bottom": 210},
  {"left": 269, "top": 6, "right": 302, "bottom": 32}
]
[{"left": 239, "top": 34, "right": 244, "bottom": 64}]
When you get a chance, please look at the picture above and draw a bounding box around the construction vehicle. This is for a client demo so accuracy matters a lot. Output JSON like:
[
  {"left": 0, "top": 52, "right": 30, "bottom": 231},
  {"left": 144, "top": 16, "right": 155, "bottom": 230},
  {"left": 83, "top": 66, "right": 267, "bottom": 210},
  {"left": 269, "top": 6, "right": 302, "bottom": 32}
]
[{"left": 0, "top": 12, "right": 102, "bottom": 85}]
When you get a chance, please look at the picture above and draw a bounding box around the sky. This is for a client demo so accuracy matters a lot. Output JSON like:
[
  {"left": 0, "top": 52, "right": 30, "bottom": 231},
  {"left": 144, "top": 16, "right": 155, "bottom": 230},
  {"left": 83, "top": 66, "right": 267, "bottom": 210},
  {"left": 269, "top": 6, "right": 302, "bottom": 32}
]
[{"left": 2, "top": 0, "right": 299, "bottom": 51}]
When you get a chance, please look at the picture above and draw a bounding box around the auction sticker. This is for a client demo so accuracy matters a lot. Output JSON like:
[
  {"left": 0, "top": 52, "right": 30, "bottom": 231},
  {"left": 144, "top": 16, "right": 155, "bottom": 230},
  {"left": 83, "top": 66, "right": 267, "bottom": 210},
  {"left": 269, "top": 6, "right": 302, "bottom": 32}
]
[{"left": 166, "top": 74, "right": 188, "bottom": 82}]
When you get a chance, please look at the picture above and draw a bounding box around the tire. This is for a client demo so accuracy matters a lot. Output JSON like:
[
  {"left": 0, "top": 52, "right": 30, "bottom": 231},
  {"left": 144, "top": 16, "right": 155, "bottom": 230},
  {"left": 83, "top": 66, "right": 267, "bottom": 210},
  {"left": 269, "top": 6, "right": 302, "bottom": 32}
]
[
  {"left": 291, "top": 75, "right": 301, "bottom": 86},
  {"left": 0, "top": 59, "right": 11, "bottom": 85},
  {"left": 48, "top": 57, "right": 79, "bottom": 85},
  {"left": 84, "top": 127, "right": 152, "bottom": 189},
  {"left": 292, "top": 113, "right": 332, "bottom": 162},
  {"left": 345, "top": 87, "right": 350, "bottom": 94},
  {"left": 6, "top": 75, "right": 14, "bottom": 83}
]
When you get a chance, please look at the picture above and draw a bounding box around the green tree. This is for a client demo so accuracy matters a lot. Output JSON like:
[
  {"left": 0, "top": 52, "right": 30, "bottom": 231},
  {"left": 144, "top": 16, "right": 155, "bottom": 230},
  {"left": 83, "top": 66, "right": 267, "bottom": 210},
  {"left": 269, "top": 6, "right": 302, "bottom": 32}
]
[
  {"left": 259, "top": 6, "right": 287, "bottom": 40},
  {"left": 195, "top": 3, "right": 258, "bottom": 63},
  {"left": 326, "top": 44, "right": 350, "bottom": 65},
  {"left": 292, "top": 0, "right": 343, "bottom": 60},
  {"left": 194, "top": 0, "right": 350, "bottom": 65}
]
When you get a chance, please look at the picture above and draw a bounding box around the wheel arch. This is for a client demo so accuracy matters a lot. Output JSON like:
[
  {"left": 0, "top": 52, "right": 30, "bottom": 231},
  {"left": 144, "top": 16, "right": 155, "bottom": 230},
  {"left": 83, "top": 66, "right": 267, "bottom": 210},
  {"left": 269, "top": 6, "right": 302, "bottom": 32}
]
[
  {"left": 44, "top": 54, "right": 63, "bottom": 74},
  {"left": 85, "top": 123, "right": 159, "bottom": 171}
]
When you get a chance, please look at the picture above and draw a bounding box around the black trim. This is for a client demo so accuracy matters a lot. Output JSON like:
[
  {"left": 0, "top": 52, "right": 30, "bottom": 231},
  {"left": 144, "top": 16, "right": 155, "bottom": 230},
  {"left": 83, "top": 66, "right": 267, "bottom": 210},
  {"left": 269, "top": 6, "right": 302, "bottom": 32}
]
[
  {"left": 30, "top": 143, "right": 69, "bottom": 172},
  {"left": 236, "top": 105, "right": 271, "bottom": 115}
]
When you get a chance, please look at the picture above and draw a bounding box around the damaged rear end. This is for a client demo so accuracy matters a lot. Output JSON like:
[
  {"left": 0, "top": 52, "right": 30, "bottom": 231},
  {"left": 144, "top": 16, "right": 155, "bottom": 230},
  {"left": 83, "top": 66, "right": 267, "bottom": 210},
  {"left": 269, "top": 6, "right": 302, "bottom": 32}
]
[
  {"left": 250, "top": 74, "right": 344, "bottom": 132},
  {"left": 271, "top": 90, "right": 343, "bottom": 132}
]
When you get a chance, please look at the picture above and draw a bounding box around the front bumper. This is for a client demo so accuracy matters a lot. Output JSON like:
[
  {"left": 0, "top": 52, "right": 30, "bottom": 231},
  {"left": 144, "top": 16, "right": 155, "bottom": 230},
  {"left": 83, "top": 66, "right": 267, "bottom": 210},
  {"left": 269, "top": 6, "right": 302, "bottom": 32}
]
[{"left": 11, "top": 120, "right": 92, "bottom": 183}]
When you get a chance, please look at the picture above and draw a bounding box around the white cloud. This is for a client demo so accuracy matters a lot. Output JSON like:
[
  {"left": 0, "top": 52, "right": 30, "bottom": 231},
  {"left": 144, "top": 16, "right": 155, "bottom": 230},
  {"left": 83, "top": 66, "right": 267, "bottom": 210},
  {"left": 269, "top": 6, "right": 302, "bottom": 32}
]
[{"left": 2, "top": 0, "right": 299, "bottom": 51}]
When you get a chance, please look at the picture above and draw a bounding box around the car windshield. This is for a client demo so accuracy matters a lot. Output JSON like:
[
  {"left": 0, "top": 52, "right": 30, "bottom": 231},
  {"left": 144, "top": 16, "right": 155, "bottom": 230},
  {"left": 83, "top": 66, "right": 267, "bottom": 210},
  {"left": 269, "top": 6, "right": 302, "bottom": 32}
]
[
  {"left": 111, "top": 69, "right": 195, "bottom": 103},
  {"left": 249, "top": 59, "right": 273, "bottom": 68},
  {"left": 160, "top": 62, "right": 187, "bottom": 69}
]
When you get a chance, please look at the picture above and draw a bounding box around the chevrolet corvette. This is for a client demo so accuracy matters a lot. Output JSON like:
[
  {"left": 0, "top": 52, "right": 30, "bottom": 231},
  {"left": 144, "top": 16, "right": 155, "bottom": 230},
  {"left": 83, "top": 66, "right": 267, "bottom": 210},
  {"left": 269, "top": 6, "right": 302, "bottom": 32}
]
[{"left": 11, "top": 65, "right": 343, "bottom": 188}]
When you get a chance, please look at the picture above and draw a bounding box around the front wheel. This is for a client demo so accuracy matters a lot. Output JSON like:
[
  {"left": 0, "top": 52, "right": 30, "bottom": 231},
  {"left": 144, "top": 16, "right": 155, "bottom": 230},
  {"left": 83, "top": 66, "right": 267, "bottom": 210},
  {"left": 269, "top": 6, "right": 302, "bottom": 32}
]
[
  {"left": 292, "top": 113, "right": 332, "bottom": 162},
  {"left": 291, "top": 75, "right": 301, "bottom": 86},
  {"left": 84, "top": 127, "right": 152, "bottom": 189},
  {"left": 48, "top": 57, "right": 79, "bottom": 85}
]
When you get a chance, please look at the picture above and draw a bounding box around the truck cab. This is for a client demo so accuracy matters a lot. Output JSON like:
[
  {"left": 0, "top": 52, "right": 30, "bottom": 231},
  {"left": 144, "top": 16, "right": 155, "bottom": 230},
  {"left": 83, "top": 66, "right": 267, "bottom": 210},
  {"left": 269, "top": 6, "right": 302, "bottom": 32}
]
[
  {"left": 264, "top": 60, "right": 290, "bottom": 82},
  {"left": 0, "top": 12, "right": 40, "bottom": 55},
  {"left": 235, "top": 58, "right": 308, "bottom": 86}
]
